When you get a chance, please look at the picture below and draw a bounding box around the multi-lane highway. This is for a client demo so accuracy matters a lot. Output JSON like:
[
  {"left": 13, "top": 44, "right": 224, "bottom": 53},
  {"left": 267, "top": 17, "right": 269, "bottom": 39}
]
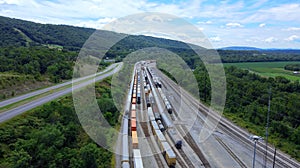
[
  {"left": 0, "top": 63, "right": 122, "bottom": 123},
  {"left": 0, "top": 63, "right": 120, "bottom": 109}
]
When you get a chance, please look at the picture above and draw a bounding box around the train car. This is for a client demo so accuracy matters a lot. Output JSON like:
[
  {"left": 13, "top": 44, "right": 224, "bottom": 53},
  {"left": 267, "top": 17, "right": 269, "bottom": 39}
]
[
  {"left": 121, "top": 162, "right": 130, "bottom": 168},
  {"left": 161, "top": 141, "right": 176, "bottom": 167},
  {"left": 121, "top": 135, "right": 129, "bottom": 163},
  {"left": 122, "top": 114, "right": 129, "bottom": 134},
  {"left": 133, "top": 88, "right": 136, "bottom": 94},
  {"left": 158, "top": 123, "right": 165, "bottom": 132},
  {"left": 146, "top": 84, "right": 151, "bottom": 93},
  {"left": 133, "top": 149, "right": 144, "bottom": 168},
  {"left": 157, "top": 88, "right": 173, "bottom": 114},
  {"left": 154, "top": 129, "right": 167, "bottom": 150},
  {"left": 132, "top": 93, "right": 136, "bottom": 98},
  {"left": 161, "top": 112, "right": 173, "bottom": 129},
  {"left": 157, "top": 80, "right": 162, "bottom": 88},
  {"left": 150, "top": 120, "right": 159, "bottom": 134},
  {"left": 165, "top": 102, "right": 173, "bottom": 114},
  {"left": 154, "top": 112, "right": 161, "bottom": 121},
  {"left": 167, "top": 128, "right": 182, "bottom": 149},
  {"left": 147, "top": 107, "right": 155, "bottom": 121},
  {"left": 131, "top": 119, "right": 136, "bottom": 131},
  {"left": 132, "top": 104, "right": 136, "bottom": 111},
  {"left": 148, "top": 93, "right": 155, "bottom": 104},
  {"left": 132, "top": 98, "right": 136, "bottom": 104},
  {"left": 131, "top": 110, "right": 136, "bottom": 119},
  {"left": 146, "top": 96, "right": 151, "bottom": 107},
  {"left": 132, "top": 131, "right": 138, "bottom": 149},
  {"left": 137, "top": 93, "right": 141, "bottom": 104}
]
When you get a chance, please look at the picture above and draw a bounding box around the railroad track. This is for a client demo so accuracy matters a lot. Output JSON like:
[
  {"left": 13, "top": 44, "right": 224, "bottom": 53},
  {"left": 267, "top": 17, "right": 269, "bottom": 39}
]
[
  {"left": 157, "top": 68, "right": 300, "bottom": 168},
  {"left": 159, "top": 74, "right": 211, "bottom": 168},
  {"left": 214, "top": 135, "right": 247, "bottom": 168},
  {"left": 148, "top": 138, "right": 165, "bottom": 168},
  {"left": 178, "top": 148, "right": 195, "bottom": 168},
  {"left": 140, "top": 122, "right": 150, "bottom": 137},
  {"left": 179, "top": 126, "right": 211, "bottom": 168},
  {"left": 171, "top": 146, "right": 188, "bottom": 168}
]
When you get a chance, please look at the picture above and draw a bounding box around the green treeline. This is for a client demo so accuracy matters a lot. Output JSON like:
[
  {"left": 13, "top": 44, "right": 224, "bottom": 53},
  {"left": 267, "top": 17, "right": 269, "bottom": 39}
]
[
  {"left": 193, "top": 65, "right": 300, "bottom": 160},
  {"left": 218, "top": 49, "right": 300, "bottom": 63},
  {"left": 0, "top": 78, "right": 118, "bottom": 167},
  {"left": 0, "top": 46, "right": 77, "bottom": 82},
  {"left": 0, "top": 16, "right": 95, "bottom": 50},
  {"left": 284, "top": 64, "right": 300, "bottom": 71}
]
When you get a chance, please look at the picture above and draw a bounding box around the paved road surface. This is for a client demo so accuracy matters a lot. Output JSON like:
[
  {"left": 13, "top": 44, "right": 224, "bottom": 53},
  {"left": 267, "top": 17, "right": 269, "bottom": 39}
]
[
  {"left": 0, "top": 63, "right": 122, "bottom": 123},
  {"left": 0, "top": 63, "right": 120, "bottom": 108}
]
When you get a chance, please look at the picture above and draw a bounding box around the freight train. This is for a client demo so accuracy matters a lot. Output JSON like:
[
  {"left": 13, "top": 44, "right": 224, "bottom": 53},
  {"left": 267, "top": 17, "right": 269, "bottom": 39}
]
[{"left": 121, "top": 68, "right": 144, "bottom": 168}]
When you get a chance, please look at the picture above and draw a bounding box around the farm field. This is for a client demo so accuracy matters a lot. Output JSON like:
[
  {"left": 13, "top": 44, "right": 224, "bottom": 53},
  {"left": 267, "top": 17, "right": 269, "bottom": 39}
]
[{"left": 224, "top": 61, "right": 300, "bottom": 81}]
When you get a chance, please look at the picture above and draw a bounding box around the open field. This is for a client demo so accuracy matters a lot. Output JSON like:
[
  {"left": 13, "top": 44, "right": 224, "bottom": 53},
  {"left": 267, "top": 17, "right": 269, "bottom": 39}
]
[{"left": 224, "top": 61, "right": 300, "bottom": 81}]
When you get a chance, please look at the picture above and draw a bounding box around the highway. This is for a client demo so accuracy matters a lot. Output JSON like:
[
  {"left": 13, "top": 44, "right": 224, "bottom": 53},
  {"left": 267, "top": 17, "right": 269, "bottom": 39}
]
[
  {"left": 0, "top": 63, "right": 122, "bottom": 123},
  {"left": 0, "top": 63, "right": 120, "bottom": 108}
]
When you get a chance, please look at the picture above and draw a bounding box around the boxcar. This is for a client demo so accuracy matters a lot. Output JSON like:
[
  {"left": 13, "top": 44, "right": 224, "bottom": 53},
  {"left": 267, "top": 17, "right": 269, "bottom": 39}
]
[
  {"left": 132, "top": 131, "right": 138, "bottom": 149},
  {"left": 133, "top": 149, "right": 143, "bottom": 168},
  {"left": 161, "top": 141, "right": 176, "bottom": 167},
  {"left": 131, "top": 119, "right": 136, "bottom": 131}
]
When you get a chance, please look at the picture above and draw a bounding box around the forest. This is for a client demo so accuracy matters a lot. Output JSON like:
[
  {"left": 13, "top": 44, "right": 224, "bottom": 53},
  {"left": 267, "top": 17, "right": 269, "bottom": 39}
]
[
  {"left": 284, "top": 64, "right": 300, "bottom": 71},
  {"left": 0, "top": 78, "right": 118, "bottom": 167},
  {"left": 192, "top": 65, "right": 300, "bottom": 160}
]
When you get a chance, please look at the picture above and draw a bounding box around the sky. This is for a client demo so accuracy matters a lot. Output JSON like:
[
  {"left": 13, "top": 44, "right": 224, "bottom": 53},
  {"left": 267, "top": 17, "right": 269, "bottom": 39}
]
[{"left": 0, "top": 0, "right": 300, "bottom": 49}]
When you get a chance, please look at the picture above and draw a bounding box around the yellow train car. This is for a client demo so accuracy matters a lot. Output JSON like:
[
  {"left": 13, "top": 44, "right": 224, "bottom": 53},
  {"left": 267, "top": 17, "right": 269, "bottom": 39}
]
[
  {"left": 132, "top": 131, "right": 138, "bottom": 149},
  {"left": 161, "top": 141, "right": 176, "bottom": 167}
]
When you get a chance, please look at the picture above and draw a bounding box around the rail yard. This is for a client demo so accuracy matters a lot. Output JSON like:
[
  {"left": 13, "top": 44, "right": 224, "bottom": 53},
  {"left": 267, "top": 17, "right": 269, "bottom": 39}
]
[{"left": 117, "top": 61, "right": 300, "bottom": 168}]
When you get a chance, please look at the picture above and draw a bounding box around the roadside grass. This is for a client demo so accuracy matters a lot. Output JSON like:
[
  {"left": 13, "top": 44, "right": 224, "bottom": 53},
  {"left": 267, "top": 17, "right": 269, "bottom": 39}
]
[
  {"left": 0, "top": 67, "right": 115, "bottom": 113},
  {"left": 224, "top": 61, "right": 300, "bottom": 81}
]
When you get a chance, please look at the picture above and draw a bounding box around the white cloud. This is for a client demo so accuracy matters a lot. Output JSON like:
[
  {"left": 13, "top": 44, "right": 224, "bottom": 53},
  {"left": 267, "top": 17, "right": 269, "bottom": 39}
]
[
  {"left": 259, "top": 23, "right": 266, "bottom": 27},
  {"left": 244, "top": 3, "right": 300, "bottom": 23},
  {"left": 285, "top": 35, "right": 300, "bottom": 42},
  {"left": 210, "top": 36, "right": 221, "bottom": 42},
  {"left": 198, "top": 20, "right": 212, "bottom": 24},
  {"left": 226, "top": 22, "right": 243, "bottom": 28},
  {"left": 76, "top": 17, "right": 116, "bottom": 29},
  {"left": 264, "top": 37, "right": 277, "bottom": 43},
  {"left": 284, "top": 27, "right": 300, "bottom": 31},
  {"left": 0, "top": 0, "right": 24, "bottom": 5}
]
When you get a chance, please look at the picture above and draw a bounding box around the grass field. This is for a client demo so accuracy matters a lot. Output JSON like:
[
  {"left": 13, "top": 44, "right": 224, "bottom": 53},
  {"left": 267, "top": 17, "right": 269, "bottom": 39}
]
[{"left": 224, "top": 61, "right": 300, "bottom": 81}]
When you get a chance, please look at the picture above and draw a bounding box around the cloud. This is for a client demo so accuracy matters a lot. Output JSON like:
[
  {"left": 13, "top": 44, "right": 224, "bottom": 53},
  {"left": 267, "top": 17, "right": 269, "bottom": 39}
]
[
  {"left": 284, "top": 27, "right": 300, "bottom": 31},
  {"left": 285, "top": 35, "right": 300, "bottom": 42},
  {"left": 75, "top": 17, "right": 116, "bottom": 29},
  {"left": 198, "top": 20, "right": 212, "bottom": 24},
  {"left": 0, "top": 0, "right": 24, "bottom": 5},
  {"left": 210, "top": 36, "right": 221, "bottom": 42},
  {"left": 226, "top": 22, "right": 243, "bottom": 28},
  {"left": 259, "top": 23, "right": 266, "bottom": 27},
  {"left": 264, "top": 37, "right": 277, "bottom": 43},
  {"left": 244, "top": 3, "right": 300, "bottom": 23}
]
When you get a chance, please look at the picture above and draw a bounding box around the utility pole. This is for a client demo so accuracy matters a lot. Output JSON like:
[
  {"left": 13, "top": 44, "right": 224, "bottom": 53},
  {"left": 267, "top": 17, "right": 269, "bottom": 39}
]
[
  {"left": 264, "top": 88, "right": 272, "bottom": 168},
  {"left": 272, "top": 148, "right": 277, "bottom": 168},
  {"left": 251, "top": 135, "right": 263, "bottom": 168},
  {"left": 253, "top": 139, "right": 258, "bottom": 168}
]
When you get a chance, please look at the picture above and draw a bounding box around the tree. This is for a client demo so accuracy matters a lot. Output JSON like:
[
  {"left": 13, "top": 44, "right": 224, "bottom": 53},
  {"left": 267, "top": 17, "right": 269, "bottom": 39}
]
[{"left": 9, "top": 149, "right": 32, "bottom": 168}]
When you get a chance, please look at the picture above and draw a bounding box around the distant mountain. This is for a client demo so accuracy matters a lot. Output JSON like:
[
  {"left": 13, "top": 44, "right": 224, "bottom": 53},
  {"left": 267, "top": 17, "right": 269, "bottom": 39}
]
[
  {"left": 220, "top": 46, "right": 262, "bottom": 51},
  {"left": 220, "top": 46, "right": 300, "bottom": 52},
  {"left": 0, "top": 16, "right": 202, "bottom": 52}
]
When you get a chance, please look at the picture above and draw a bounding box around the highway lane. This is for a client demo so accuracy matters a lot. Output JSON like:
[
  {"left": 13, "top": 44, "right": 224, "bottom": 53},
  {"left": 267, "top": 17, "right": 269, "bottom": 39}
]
[
  {"left": 0, "top": 63, "right": 122, "bottom": 123},
  {"left": 0, "top": 63, "right": 120, "bottom": 108}
]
